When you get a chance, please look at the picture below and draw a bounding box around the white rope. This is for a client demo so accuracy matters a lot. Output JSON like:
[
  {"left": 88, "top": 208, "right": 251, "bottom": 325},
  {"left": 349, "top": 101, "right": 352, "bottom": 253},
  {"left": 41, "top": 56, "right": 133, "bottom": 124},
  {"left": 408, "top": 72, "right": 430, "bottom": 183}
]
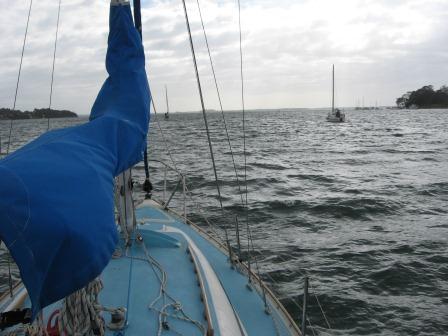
[
  {"left": 58, "top": 278, "right": 105, "bottom": 336},
  {"left": 28, "top": 313, "right": 48, "bottom": 336},
  {"left": 136, "top": 233, "right": 205, "bottom": 335}
]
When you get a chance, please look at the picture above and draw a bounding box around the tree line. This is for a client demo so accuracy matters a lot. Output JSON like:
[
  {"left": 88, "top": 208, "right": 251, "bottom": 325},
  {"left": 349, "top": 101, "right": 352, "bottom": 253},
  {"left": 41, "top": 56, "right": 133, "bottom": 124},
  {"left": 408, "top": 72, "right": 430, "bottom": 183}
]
[
  {"left": 396, "top": 85, "right": 448, "bottom": 109},
  {"left": 0, "top": 108, "right": 77, "bottom": 120}
]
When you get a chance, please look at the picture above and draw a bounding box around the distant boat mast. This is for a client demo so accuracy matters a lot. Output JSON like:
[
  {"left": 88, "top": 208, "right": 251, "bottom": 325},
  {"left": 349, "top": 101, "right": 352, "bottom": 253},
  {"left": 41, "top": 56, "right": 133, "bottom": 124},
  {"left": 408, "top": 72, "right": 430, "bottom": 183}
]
[
  {"left": 164, "top": 85, "right": 169, "bottom": 119},
  {"left": 332, "top": 64, "right": 335, "bottom": 114}
]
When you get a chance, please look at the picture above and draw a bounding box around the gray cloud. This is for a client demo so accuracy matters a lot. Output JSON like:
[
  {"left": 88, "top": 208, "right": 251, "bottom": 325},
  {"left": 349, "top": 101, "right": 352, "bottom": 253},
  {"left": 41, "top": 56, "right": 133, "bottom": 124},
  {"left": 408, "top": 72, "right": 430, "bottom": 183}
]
[{"left": 1, "top": 0, "right": 447, "bottom": 114}]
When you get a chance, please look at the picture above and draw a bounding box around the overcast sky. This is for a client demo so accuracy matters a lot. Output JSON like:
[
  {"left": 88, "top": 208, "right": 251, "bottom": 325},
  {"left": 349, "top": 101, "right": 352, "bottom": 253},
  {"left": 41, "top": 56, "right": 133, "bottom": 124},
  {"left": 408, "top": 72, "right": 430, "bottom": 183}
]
[{"left": 1, "top": 0, "right": 447, "bottom": 114}]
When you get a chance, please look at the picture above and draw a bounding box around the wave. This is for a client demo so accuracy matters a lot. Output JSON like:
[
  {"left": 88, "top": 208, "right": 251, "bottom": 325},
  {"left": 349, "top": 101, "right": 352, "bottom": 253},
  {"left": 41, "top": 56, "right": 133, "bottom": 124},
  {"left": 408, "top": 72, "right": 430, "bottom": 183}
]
[
  {"left": 417, "top": 182, "right": 448, "bottom": 196},
  {"left": 186, "top": 176, "right": 282, "bottom": 190},
  {"left": 422, "top": 157, "right": 439, "bottom": 162},
  {"left": 368, "top": 261, "right": 436, "bottom": 295},
  {"left": 287, "top": 174, "right": 335, "bottom": 183},
  {"left": 381, "top": 148, "right": 438, "bottom": 154},
  {"left": 344, "top": 188, "right": 363, "bottom": 195},
  {"left": 310, "top": 198, "right": 402, "bottom": 219},
  {"left": 250, "top": 197, "right": 402, "bottom": 220},
  {"left": 251, "top": 162, "right": 290, "bottom": 170},
  {"left": 222, "top": 150, "right": 254, "bottom": 156}
]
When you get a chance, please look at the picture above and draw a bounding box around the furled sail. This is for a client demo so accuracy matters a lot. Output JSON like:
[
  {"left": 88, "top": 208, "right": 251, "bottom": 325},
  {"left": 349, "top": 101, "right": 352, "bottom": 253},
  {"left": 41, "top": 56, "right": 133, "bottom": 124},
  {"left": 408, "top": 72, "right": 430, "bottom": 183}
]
[{"left": 0, "top": 0, "right": 150, "bottom": 318}]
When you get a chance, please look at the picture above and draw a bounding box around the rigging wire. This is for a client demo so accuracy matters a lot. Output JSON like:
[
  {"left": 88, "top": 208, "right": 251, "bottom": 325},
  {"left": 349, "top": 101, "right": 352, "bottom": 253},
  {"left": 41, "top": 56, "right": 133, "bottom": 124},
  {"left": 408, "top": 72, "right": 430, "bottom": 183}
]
[
  {"left": 194, "top": 0, "right": 244, "bottom": 206},
  {"left": 146, "top": 83, "right": 228, "bottom": 246},
  {"left": 46, "top": 0, "right": 62, "bottom": 131},
  {"left": 143, "top": 2, "right": 329, "bottom": 332},
  {"left": 313, "top": 290, "right": 332, "bottom": 330},
  {"left": 195, "top": 0, "right": 245, "bottom": 257},
  {"left": 251, "top": 248, "right": 331, "bottom": 332},
  {"left": 143, "top": 36, "right": 232, "bottom": 254},
  {"left": 145, "top": 51, "right": 229, "bottom": 245},
  {"left": 186, "top": 0, "right": 270, "bottom": 314},
  {"left": 236, "top": 0, "right": 261, "bottom": 298},
  {"left": 3, "top": 0, "right": 34, "bottom": 300},
  {"left": 145, "top": 85, "right": 228, "bottom": 247},
  {"left": 180, "top": 0, "right": 234, "bottom": 264},
  {"left": 236, "top": 0, "right": 250, "bottom": 265},
  {"left": 7, "top": 0, "right": 34, "bottom": 154},
  {"left": 261, "top": 269, "right": 318, "bottom": 336},
  {"left": 150, "top": 99, "right": 178, "bottom": 171},
  {"left": 194, "top": 0, "right": 268, "bottom": 310},
  {"left": 145, "top": 55, "right": 328, "bottom": 336},
  {"left": 188, "top": 0, "right": 270, "bottom": 315}
]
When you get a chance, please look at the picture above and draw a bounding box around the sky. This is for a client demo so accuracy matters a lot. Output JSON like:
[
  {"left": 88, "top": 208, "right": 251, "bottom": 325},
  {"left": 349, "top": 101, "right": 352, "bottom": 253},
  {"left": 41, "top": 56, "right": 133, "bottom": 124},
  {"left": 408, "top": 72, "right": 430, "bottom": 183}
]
[{"left": 1, "top": 0, "right": 447, "bottom": 115}]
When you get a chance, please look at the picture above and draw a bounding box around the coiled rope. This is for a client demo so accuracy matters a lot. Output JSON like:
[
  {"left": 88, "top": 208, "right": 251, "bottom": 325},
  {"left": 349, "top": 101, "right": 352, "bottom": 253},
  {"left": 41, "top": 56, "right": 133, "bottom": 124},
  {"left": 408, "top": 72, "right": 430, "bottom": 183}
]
[{"left": 57, "top": 278, "right": 105, "bottom": 336}]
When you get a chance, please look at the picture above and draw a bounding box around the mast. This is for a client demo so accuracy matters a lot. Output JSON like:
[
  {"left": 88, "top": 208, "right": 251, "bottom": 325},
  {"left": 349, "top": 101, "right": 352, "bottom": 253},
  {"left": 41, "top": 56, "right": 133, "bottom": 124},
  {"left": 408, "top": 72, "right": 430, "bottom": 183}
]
[
  {"left": 133, "top": 0, "right": 142, "bottom": 38},
  {"left": 332, "top": 64, "right": 334, "bottom": 113},
  {"left": 165, "top": 85, "right": 169, "bottom": 115},
  {"left": 117, "top": 0, "right": 145, "bottom": 243},
  {"left": 132, "top": 0, "right": 152, "bottom": 196}
]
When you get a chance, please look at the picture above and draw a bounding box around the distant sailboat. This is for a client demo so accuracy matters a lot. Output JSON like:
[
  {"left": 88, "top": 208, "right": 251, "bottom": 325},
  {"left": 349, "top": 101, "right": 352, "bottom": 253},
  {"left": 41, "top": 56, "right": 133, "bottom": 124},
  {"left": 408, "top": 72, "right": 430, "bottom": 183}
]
[
  {"left": 164, "top": 85, "right": 169, "bottom": 120},
  {"left": 326, "top": 64, "right": 345, "bottom": 122}
]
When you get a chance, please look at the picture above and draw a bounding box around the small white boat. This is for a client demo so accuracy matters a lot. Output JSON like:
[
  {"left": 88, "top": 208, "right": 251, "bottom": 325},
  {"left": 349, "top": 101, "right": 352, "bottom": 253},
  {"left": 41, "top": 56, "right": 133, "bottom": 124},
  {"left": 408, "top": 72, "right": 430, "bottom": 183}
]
[{"left": 326, "top": 64, "right": 345, "bottom": 123}]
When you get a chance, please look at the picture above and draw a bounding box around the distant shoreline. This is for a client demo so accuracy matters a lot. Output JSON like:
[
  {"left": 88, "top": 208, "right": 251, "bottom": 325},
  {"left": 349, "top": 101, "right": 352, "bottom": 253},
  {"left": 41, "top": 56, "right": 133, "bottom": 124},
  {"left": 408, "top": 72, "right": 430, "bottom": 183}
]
[
  {"left": 396, "top": 85, "right": 448, "bottom": 109},
  {"left": 9, "top": 106, "right": 445, "bottom": 119},
  {"left": 0, "top": 108, "right": 78, "bottom": 120}
]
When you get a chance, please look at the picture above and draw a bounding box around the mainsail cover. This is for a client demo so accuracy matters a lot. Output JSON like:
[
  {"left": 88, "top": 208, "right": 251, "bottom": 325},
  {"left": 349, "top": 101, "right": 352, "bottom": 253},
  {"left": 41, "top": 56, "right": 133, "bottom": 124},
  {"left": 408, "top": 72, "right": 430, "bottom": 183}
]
[{"left": 0, "top": 1, "right": 150, "bottom": 317}]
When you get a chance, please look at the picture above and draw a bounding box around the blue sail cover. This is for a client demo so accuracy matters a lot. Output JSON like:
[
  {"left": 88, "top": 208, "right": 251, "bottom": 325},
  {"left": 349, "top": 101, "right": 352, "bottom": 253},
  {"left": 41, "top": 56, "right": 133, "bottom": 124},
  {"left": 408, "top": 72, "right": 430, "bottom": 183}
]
[{"left": 0, "top": 2, "right": 150, "bottom": 317}]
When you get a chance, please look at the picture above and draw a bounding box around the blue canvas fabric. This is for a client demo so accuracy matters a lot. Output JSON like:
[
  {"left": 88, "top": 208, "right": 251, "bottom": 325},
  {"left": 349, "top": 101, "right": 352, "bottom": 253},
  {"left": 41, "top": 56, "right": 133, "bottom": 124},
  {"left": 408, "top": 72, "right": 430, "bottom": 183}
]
[{"left": 0, "top": 2, "right": 150, "bottom": 318}]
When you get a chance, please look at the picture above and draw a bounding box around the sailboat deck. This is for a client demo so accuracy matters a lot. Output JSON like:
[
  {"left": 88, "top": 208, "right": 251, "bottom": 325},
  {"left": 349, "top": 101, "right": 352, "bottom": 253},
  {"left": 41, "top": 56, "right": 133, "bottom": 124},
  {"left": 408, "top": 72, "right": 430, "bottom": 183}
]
[
  {"left": 101, "top": 223, "right": 205, "bottom": 335},
  {"left": 1, "top": 199, "right": 299, "bottom": 335},
  {"left": 100, "top": 199, "right": 296, "bottom": 335}
]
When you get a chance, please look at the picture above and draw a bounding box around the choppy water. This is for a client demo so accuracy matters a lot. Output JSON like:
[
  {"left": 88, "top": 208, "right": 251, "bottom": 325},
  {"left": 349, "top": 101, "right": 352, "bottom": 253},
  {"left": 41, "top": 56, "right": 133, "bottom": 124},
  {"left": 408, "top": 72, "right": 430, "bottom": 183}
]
[{"left": 1, "top": 108, "right": 447, "bottom": 335}]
